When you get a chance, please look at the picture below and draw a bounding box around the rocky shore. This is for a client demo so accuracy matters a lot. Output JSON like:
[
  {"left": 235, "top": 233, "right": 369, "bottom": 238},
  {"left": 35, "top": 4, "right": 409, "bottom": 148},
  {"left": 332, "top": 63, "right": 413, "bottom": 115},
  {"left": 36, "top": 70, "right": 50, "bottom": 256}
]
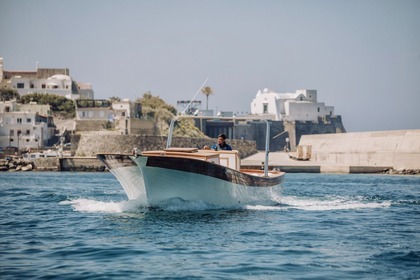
[
  {"left": 383, "top": 168, "right": 420, "bottom": 175},
  {"left": 0, "top": 156, "right": 105, "bottom": 172},
  {"left": 0, "top": 157, "right": 34, "bottom": 172}
]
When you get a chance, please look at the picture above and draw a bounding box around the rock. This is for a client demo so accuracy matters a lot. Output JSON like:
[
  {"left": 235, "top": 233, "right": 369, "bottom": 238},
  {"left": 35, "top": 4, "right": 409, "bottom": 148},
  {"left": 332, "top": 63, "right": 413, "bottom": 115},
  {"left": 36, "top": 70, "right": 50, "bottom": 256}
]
[{"left": 21, "top": 164, "right": 33, "bottom": 171}]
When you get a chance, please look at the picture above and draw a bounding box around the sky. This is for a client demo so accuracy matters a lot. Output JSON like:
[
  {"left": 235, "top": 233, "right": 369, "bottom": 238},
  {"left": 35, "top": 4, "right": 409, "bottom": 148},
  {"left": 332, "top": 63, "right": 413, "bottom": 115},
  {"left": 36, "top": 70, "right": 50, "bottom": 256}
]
[{"left": 1, "top": 0, "right": 419, "bottom": 132}]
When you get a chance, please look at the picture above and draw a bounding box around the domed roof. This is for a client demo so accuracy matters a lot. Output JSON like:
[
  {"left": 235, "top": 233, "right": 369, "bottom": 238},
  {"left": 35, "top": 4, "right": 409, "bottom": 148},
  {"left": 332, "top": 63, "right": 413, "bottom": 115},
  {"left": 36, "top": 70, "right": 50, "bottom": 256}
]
[{"left": 48, "top": 74, "right": 71, "bottom": 81}]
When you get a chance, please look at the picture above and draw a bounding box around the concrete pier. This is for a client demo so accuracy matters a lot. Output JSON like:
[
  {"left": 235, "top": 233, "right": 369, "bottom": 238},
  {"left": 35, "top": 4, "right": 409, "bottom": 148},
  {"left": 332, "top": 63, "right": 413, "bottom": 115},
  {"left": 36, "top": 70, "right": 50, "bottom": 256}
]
[{"left": 242, "top": 129, "right": 420, "bottom": 174}]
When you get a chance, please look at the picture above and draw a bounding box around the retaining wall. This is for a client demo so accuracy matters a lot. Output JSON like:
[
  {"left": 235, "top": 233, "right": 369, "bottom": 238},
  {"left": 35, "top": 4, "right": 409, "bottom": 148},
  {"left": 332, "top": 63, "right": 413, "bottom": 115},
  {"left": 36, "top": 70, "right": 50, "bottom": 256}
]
[{"left": 73, "top": 134, "right": 257, "bottom": 159}]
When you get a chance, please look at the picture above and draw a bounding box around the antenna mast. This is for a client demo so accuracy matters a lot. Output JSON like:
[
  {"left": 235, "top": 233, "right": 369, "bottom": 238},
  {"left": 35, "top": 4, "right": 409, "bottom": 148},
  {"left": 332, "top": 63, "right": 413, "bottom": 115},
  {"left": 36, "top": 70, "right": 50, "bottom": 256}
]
[{"left": 181, "top": 77, "right": 209, "bottom": 115}]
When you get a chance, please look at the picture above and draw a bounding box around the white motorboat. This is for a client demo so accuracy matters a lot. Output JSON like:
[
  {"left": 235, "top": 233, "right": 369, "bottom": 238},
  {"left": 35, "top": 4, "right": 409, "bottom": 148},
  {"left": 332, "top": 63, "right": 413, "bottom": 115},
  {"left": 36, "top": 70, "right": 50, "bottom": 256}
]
[{"left": 97, "top": 116, "right": 285, "bottom": 207}]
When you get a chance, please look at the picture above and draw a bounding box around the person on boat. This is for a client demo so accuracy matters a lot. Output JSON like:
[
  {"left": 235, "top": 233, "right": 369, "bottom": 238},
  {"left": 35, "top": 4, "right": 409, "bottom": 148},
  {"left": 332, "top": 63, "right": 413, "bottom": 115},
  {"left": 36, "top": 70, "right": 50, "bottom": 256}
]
[{"left": 211, "top": 134, "right": 232, "bottom": 151}]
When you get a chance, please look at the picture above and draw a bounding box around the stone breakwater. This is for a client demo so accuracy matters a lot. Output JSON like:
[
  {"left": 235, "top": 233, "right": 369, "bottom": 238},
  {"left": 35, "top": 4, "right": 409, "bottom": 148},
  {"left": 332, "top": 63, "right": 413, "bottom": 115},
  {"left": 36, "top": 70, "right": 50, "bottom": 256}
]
[
  {"left": 384, "top": 168, "right": 420, "bottom": 175},
  {"left": 0, "top": 157, "right": 105, "bottom": 172},
  {"left": 0, "top": 158, "right": 34, "bottom": 172}
]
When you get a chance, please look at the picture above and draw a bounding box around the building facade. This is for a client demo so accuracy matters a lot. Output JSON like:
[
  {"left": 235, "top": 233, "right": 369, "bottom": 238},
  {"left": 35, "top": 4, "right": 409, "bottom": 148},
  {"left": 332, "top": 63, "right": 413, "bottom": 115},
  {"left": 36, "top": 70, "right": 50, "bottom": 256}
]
[
  {"left": 0, "top": 57, "right": 94, "bottom": 100},
  {"left": 75, "top": 99, "right": 151, "bottom": 135},
  {"left": 0, "top": 100, "right": 55, "bottom": 150},
  {"left": 250, "top": 88, "right": 334, "bottom": 122}
]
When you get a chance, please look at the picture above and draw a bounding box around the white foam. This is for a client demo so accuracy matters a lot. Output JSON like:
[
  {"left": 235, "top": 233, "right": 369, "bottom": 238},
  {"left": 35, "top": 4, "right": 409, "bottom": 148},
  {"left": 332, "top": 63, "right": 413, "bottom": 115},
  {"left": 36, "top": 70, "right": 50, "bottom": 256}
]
[
  {"left": 244, "top": 205, "right": 285, "bottom": 211},
  {"left": 278, "top": 195, "right": 391, "bottom": 211},
  {"left": 60, "top": 198, "right": 146, "bottom": 213},
  {"left": 61, "top": 194, "right": 391, "bottom": 213}
]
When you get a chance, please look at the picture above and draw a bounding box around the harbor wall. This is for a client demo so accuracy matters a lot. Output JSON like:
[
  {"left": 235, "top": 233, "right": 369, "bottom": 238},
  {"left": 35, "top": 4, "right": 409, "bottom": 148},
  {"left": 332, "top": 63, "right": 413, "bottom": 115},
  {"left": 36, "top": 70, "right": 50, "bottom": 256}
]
[
  {"left": 298, "top": 129, "right": 420, "bottom": 170},
  {"left": 73, "top": 134, "right": 257, "bottom": 159}
]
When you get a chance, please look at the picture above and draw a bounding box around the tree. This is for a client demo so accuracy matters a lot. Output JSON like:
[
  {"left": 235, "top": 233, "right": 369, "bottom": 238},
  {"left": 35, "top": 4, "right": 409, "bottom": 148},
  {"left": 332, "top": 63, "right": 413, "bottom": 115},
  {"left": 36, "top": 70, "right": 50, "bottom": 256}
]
[
  {"left": 201, "top": 86, "right": 213, "bottom": 110},
  {"left": 0, "top": 89, "right": 20, "bottom": 101},
  {"left": 20, "top": 93, "right": 75, "bottom": 118},
  {"left": 108, "top": 96, "right": 121, "bottom": 102}
]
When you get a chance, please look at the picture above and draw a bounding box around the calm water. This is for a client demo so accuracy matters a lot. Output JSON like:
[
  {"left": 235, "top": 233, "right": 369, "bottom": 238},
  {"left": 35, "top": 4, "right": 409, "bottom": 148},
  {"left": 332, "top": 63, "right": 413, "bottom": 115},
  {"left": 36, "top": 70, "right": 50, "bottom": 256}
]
[{"left": 0, "top": 172, "right": 419, "bottom": 279}]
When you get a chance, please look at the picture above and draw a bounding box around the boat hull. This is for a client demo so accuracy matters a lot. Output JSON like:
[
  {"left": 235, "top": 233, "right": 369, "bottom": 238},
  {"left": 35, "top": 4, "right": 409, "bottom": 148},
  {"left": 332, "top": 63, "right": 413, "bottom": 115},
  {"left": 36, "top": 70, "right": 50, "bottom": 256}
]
[{"left": 98, "top": 154, "right": 284, "bottom": 207}]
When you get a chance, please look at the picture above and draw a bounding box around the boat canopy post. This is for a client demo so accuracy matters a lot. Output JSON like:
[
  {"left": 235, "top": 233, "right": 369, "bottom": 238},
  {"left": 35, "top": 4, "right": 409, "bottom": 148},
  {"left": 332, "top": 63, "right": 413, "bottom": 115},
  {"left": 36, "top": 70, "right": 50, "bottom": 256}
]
[
  {"left": 166, "top": 115, "right": 271, "bottom": 176},
  {"left": 263, "top": 119, "right": 270, "bottom": 177},
  {"left": 166, "top": 116, "right": 179, "bottom": 149}
]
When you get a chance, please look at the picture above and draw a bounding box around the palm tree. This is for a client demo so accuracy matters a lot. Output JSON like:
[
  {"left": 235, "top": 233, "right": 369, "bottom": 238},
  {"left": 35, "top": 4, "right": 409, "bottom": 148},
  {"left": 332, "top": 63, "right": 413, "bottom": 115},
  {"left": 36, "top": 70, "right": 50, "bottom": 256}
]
[{"left": 201, "top": 86, "right": 214, "bottom": 110}]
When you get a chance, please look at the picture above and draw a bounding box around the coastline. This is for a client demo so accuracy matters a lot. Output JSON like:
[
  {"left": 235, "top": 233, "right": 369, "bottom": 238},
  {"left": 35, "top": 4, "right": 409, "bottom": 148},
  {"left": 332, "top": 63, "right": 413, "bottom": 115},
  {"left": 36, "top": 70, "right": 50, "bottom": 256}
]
[{"left": 1, "top": 153, "right": 418, "bottom": 175}]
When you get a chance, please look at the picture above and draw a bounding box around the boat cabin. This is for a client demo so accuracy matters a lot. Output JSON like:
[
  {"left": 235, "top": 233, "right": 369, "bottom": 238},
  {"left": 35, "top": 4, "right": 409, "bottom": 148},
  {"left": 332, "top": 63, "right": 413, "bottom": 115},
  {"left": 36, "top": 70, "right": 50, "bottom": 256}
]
[{"left": 142, "top": 147, "right": 241, "bottom": 171}]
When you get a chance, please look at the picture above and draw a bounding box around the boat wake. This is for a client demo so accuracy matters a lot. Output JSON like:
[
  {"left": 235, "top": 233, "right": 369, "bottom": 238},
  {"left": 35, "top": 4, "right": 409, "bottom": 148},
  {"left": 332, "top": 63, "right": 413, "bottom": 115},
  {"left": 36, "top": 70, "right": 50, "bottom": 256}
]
[
  {"left": 60, "top": 198, "right": 148, "bottom": 213},
  {"left": 60, "top": 197, "right": 230, "bottom": 213},
  {"left": 272, "top": 195, "right": 391, "bottom": 211},
  {"left": 61, "top": 194, "right": 391, "bottom": 213}
]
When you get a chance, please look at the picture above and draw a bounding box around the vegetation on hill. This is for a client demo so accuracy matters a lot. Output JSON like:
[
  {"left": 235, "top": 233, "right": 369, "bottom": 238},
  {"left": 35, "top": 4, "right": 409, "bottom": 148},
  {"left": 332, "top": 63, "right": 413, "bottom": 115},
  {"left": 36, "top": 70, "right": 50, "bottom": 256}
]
[
  {"left": 20, "top": 93, "right": 76, "bottom": 118},
  {"left": 1, "top": 88, "right": 206, "bottom": 137},
  {"left": 137, "top": 92, "right": 207, "bottom": 138},
  {"left": 0, "top": 89, "right": 20, "bottom": 101}
]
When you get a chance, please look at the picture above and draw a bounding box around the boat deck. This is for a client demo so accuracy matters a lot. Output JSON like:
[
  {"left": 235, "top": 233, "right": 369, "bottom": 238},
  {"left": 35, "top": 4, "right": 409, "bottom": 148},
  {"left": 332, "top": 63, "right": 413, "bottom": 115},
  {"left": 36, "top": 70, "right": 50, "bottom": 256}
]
[{"left": 142, "top": 148, "right": 283, "bottom": 177}]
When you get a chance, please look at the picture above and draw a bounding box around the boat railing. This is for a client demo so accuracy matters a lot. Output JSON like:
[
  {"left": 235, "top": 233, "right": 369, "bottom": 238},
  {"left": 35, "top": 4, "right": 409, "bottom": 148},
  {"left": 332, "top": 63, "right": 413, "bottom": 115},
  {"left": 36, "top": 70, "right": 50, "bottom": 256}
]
[{"left": 166, "top": 115, "right": 271, "bottom": 177}]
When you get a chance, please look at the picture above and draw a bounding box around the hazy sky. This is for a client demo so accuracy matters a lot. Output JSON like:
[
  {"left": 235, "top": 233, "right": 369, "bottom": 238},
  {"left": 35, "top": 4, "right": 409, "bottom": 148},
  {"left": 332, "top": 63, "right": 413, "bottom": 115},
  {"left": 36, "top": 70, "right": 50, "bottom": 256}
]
[{"left": 1, "top": 0, "right": 419, "bottom": 132}]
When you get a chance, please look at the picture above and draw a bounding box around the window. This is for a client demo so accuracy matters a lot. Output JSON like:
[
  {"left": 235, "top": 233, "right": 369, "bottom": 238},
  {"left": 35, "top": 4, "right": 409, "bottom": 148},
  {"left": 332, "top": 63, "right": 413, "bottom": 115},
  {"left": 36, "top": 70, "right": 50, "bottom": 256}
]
[
  {"left": 122, "top": 112, "right": 126, "bottom": 117},
  {"left": 27, "top": 118, "right": 31, "bottom": 123},
  {"left": 10, "top": 130, "right": 14, "bottom": 136},
  {"left": 30, "top": 84, "right": 34, "bottom": 89},
  {"left": 317, "top": 107, "right": 320, "bottom": 112},
  {"left": 17, "top": 118, "right": 22, "bottom": 124},
  {"left": 42, "top": 84, "right": 46, "bottom": 89},
  {"left": 5, "top": 106, "right": 10, "bottom": 112},
  {"left": 263, "top": 103, "right": 268, "bottom": 114},
  {"left": 17, "top": 83, "right": 25, "bottom": 88},
  {"left": 26, "top": 130, "right": 30, "bottom": 135}
]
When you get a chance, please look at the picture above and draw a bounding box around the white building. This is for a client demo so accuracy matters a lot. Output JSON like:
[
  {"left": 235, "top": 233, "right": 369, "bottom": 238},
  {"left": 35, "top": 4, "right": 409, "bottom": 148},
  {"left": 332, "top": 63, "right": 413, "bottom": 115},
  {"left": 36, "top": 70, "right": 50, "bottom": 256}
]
[
  {"left": 0, "top": 57, "right": 94, "bottom": 100},
  {"left": 112, "top": 99, "right": 142, "bottom": 120},
  {"left": 75, "top": 99, "right": 114, "bottom": 121},
  {"left": 0, "top": 100, "right": 55, "bottom": 150},
  {"left": 250, "top": 88, "right": 334, "bottom": 122}
]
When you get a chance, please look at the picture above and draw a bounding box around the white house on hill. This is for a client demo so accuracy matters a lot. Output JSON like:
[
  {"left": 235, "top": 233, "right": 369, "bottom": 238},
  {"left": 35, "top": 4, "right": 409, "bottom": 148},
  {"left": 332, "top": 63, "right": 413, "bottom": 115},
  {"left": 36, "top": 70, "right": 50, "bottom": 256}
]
[
  {"left": 0, "top": 57, "right": 94, "bottom": 100},
  {"left": 250, "top": 88, "right": 334, "bottom": 122},
  {"left": 0, "top": 100, "right": 55, "bottom": 149}
]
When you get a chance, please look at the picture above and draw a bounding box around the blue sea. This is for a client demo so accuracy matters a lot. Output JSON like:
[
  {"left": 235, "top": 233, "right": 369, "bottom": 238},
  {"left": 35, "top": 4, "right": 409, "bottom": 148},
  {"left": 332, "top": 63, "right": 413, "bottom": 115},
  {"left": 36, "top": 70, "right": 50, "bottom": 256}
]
[{"left": 1, "top": 172, "right": 419, "bottom": 279}]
